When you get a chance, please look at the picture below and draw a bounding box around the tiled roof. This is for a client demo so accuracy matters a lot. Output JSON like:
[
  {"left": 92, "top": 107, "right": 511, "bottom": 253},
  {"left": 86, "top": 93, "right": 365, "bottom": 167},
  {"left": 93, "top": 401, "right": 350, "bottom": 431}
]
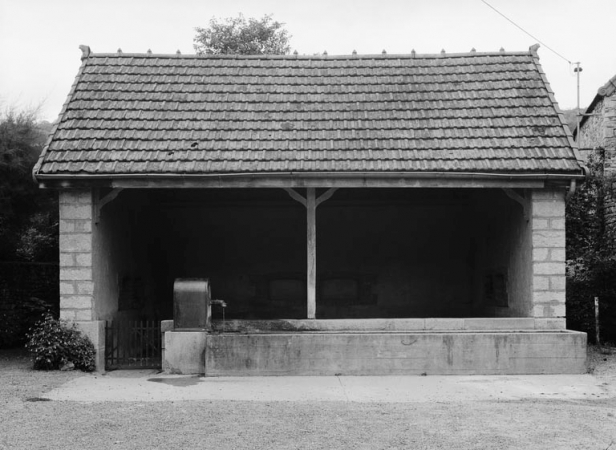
[{"left": 34, "top": 46, "right": 582, "bottom": 180}]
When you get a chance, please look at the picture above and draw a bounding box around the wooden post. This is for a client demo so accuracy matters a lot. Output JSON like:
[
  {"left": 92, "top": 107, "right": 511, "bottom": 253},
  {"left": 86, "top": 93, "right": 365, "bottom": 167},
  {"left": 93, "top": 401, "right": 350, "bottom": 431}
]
[
  {"left": 595, "top": 297, "right": 600, "bottom": 345},
  {"left": 307, "top": 188, "right": 316, "bottom": 319},
  {"left": 284, "top": 187, "right": 337, "bottom": 320}
]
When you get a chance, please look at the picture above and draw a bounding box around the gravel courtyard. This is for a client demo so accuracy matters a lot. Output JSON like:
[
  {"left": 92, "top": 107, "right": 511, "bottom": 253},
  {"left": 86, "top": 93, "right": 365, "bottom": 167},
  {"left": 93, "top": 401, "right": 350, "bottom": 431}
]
[{"left": 1, "top": 347, "right": 615, "bottom": 450}]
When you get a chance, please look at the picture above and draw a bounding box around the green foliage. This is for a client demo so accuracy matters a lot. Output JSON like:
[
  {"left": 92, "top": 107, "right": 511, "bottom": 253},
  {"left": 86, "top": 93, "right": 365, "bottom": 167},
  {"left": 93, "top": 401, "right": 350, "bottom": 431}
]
[
  {"left": 566, "top": 150, "right": 606, "bottom": 259},
  {"left": 194, "top": 14, "right": 291, "bottom": 55},
  {"left": 560, "top": 107, "right": 583, "bottom": 136},
  {"left": 25, "top": 314, "right": 95, "bottom": 372},
  {"left": 0, "top": 107, "right": 57, "bottom": 262},
  {"left": 15, "top": 212, "right": 58, "bottom": 262},
  {"left": 0, "top": 296, "right": 54, "bottom": 348},
  {"left": 566, "top": 148, "right": 616, "bottom": 343},
  {"left": 0, "top": 106, "right": 59, "bottom": 348},
  {"left": 0, "top": 308, "right": 23, "bottom": 348}
]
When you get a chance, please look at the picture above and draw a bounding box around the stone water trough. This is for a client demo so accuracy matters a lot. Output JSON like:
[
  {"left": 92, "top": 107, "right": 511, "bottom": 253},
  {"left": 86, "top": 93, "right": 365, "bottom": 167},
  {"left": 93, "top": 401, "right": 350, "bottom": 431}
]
[{"left": 163, "top": 318, "right": 587, "bottom": 376}]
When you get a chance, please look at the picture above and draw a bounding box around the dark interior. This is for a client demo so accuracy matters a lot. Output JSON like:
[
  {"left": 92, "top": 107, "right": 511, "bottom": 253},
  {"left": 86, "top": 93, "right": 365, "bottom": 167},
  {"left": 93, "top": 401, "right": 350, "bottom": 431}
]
[{"left": 96, "top": 187, "right": 532, "bottom": 322}]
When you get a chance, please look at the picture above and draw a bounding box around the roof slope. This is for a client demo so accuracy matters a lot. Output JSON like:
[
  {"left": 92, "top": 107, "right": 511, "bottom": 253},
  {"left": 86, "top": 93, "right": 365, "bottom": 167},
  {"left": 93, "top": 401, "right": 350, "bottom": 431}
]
[
  {"left": 578, "top": 73, "right": 616, "bottom": 132},
  {"left": 34, "top": 46, "right": 582, "bottom": 180}
]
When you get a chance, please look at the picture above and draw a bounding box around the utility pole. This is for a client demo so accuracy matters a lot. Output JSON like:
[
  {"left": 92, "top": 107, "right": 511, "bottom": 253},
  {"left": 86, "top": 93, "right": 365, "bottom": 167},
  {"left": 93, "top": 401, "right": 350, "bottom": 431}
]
[{"left": 574, "top": 62, "right": 583, "bottom": 142}]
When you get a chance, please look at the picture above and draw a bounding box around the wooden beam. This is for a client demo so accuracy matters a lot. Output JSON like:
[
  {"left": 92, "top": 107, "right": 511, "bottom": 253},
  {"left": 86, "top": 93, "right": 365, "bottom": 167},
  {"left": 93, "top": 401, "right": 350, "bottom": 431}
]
[
  {"left": 95, "top": 188, "right": 123, "bottom": 224},
  {"left": 316, "top": 188, "right": 338, "bottom": 207},
  {"left": 306, "top": 188, "right": 316, "bottom": 319},
  {"left": 104, "top": 177, "right": 545, "bottom": 189},
  {"left": 502, "top": 188, "right": 529, "bottom": 221},
  {"left": 37, "top": 176, "right": 550, "bottom": 190},
  {"left": 283, "top": 188, "right": 307, "bottom": 207}
]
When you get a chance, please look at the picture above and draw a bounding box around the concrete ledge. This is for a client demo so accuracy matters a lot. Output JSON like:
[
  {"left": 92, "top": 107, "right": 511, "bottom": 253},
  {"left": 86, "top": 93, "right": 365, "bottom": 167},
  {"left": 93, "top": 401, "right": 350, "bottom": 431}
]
[
  {"left": 75, "top": 320, "right": 105, "bottom": 372},
  {"left": 213, "top": 318, "right": 564, "bottom": 333},
  {"left": 164, "top": 331, "right": 206, "bottom": 374},
  {"left": 205, "top": 330, "right": 587, "bottom": 376},
  {"left": 161, "top": 320, "right": 175, "bottom": 367}
]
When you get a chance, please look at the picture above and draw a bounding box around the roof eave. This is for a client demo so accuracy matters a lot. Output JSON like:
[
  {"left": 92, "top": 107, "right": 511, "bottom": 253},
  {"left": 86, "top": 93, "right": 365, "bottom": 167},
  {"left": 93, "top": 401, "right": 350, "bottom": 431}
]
[{"left": 35, "top": 170, "right": 585, "bottom": 190}]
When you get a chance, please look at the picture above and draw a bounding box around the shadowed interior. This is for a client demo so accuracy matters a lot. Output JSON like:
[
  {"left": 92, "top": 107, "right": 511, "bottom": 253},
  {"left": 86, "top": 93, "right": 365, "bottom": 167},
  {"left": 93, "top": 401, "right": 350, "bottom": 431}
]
[{"left": 94, "top": 187, "right": 531, "bottom": 322}]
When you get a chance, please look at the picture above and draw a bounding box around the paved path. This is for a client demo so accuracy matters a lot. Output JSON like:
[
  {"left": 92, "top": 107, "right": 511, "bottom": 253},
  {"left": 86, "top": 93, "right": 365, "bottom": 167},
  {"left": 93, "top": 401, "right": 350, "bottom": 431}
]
[{"left": 45, "top": 371, "right": 616, "bottom": 403}]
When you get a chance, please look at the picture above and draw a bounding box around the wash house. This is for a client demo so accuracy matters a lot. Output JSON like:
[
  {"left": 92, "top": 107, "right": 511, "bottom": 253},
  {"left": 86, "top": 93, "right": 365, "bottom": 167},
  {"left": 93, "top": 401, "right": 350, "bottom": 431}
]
[{"left": 34, "top": 45, "right": 587, "bottom": 374}]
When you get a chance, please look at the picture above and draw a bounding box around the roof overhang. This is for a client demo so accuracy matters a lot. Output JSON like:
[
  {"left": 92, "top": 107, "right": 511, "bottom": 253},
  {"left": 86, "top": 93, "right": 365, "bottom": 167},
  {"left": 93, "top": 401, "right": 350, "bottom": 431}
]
[{"left": 36, "top": 170, "right": 585, "bottom": 190}]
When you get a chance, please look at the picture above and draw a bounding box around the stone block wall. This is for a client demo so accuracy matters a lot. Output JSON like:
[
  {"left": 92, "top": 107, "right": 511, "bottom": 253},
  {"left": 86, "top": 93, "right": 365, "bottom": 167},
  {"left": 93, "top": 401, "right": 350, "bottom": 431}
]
[
  {"left": 602, "top": 95, "right": 616, "bottom": 171},
  {"left": 59, "top": 189, "right": 106, "bottom": 371},
  {"left": 602, "top": 95, "right": 616, "bottom": 245},
  {"left": 579, "top": 93, "right": 616, "bottom": 250},
  {"left": 578, "top": 97, "right": 605, "bottom": 150},
  {"left": 59, "top": 190, "right": 94, "bottom": 321},
  {"left": 531, "top": 189, "right": 566, "bottom": 320}
]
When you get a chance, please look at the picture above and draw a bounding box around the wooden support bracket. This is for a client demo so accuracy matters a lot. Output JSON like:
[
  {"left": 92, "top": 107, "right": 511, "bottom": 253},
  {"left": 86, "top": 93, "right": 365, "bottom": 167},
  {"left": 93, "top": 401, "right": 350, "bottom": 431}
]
[
  {"left": 284, "top": 188, "right": 307, "bottom": 207},
  {"left": 284, "top": 188, "right": 338, "bottom": 208},
  {"left": 95, "top": 188, "right": 123, "bottom": 224},
  {"left": 502, "top": 188, "right": 529, "bottom": 221},
  {"left": 282, "top": 188, "right": 338, "bottom": 319},
  {"left": 316, "top": 188, "right": 338, "bottom": 207}
]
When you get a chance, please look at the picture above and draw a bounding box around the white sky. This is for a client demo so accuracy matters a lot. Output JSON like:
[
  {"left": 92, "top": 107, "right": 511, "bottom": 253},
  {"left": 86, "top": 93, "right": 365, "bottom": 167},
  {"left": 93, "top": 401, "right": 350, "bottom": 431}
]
[{"left": 1, "top": 0, "right": 615, "bottom": 122}]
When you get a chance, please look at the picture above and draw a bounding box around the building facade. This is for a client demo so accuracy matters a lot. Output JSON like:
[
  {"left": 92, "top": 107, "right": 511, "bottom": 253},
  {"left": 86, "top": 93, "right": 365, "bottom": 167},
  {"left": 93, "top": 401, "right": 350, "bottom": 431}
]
[{"left": 34, "top": 45, "right": 587, "bottom": 374}]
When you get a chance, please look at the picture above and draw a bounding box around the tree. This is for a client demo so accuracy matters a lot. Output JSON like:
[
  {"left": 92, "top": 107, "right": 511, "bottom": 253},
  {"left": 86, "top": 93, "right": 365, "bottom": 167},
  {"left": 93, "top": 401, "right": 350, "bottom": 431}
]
[
  {"left": 0, "top": 107, "right": 57, "bottom": 262},
  {"left": 194, "top": 14, "right": 291, "bottom": 55},
  {"left": 561, "top": 107, "right": 583, "bottom": 136},
  {"left": 0, "top": 106, "right": 59, "bottom": 347},
  {"left": 566, "top": 149, "right": 616, "bottom": 343}
]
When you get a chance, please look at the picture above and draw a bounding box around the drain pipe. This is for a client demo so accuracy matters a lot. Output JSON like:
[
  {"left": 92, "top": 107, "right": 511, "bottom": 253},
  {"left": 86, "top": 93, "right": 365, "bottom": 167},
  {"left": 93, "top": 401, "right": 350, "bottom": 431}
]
[
  {"left": 210, "top": 299, "right": 227, "bottom": 330},
  {"left": 567, "top": 178, "right": 577, "bottom": 199},
  {"left": 567, "top": 165, "right": 589, "bottom": 199}
]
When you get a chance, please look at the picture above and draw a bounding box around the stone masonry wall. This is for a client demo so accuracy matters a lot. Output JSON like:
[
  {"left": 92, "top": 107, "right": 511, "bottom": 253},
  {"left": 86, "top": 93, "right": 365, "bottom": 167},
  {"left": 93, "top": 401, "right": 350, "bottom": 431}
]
[
  {"left": 601, "top": 95, "right": 616, "bottom": 171},
  {"left": 59, "top": 190, "right": 94, "bottom": 321},
  {"left": 579, "top": 93, "right": 616, "bottom": 250},
  {"left": 602, "top": 95, "right": 616, "bottom": 244},
  {"left": 578, "top": 97, "right": 605, "bottom": 151},
  {"left": 59, "top": 189, "right": 105, "bottom": 371},
  {"left": 531, "top": 189, "right": 566, "bottom": 321}
]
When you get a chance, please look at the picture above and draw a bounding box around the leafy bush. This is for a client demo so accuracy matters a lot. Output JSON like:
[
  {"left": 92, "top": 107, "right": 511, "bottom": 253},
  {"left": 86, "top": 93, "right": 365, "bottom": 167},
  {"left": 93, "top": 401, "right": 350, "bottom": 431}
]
[
  {"left": 566, "top": 148, "right": 616, "bottom": 343},
  {"left": 0, "top": 108, "right": 57, "bottom": 262},
  {"left": 25, "top": 314, "right": 95, "bottom": 372},
  {"left": 0, "top": 296, "right": 55, "bottom": 349},
  {"left": 567, "top": 259, "right": 616, "bottom": 343},
  {"left": 0, "top": 306, "right": 23, "bottom": 348}
]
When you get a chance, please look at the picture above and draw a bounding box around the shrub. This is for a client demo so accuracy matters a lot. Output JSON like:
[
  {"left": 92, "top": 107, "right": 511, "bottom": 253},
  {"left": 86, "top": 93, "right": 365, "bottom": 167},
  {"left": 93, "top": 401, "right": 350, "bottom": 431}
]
[
  {"left": 0, "top": 306, "right": 24, "bottom": 348},
  {"left": 0, "top": 297, "right": 55, "bottom": 349},
  {"left": 25, "top": 314, "right": 96, "bottom": 372},
  {"left": 566, "top": 148, "right": 616, "bottom": 343}
]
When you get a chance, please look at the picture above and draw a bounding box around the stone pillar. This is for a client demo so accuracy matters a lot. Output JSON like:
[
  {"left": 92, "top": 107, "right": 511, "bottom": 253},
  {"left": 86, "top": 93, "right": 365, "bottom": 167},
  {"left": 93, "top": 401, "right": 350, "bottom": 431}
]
[
  {"left": 531, "top": 189, "right": 566, "bottom": 325},
  {"left": 59, "top": 189, "right": 104, "bottom": 370},
  {"left": 59, "top": 190, "right": 94, "bottom": 321}
]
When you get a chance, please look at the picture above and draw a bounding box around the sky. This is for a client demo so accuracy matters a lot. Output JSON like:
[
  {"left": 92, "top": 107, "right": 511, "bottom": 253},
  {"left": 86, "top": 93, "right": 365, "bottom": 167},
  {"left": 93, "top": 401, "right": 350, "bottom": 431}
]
[{"left": 1, "top": 0, "right": 615, "bottom": 122}]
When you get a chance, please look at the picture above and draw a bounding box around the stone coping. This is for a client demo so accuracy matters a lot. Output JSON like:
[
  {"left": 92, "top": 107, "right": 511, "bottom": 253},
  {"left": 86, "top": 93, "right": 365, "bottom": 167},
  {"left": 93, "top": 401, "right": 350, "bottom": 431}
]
[{"left": 202, "top": 317, "right": 566, "bottom": 333}]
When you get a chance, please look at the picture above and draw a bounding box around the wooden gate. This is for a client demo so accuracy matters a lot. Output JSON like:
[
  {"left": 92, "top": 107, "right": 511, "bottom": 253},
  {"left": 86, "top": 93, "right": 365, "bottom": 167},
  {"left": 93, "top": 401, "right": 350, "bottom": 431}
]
[{"left": 105, "top": 320, "right": 161, "bottom": 370}]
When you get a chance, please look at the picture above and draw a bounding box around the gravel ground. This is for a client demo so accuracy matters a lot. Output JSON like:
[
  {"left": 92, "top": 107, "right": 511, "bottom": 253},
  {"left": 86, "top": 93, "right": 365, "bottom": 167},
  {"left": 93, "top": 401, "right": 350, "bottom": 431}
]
[{"left": 1, "top": 346, "right": 615, "bottom": 450}]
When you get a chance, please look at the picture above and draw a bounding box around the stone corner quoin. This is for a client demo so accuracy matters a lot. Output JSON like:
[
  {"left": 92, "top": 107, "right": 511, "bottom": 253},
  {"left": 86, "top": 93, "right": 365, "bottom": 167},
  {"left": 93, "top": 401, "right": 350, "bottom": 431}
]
[{"left": 531, "top": 189, "right": 566, "bottom": 319}]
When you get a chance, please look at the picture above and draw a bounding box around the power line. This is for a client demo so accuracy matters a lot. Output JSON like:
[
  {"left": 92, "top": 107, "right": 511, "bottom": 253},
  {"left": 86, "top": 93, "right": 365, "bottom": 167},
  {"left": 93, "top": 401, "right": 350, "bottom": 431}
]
[{"left": 481, "top": 0, "right": 572, "bottom": 64}]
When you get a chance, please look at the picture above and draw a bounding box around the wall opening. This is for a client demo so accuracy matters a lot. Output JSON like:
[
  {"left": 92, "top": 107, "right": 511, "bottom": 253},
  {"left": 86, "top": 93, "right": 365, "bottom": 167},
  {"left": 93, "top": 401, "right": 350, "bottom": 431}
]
[{"left": 94, "top": 188, "right": 531, "bottom": 322}]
